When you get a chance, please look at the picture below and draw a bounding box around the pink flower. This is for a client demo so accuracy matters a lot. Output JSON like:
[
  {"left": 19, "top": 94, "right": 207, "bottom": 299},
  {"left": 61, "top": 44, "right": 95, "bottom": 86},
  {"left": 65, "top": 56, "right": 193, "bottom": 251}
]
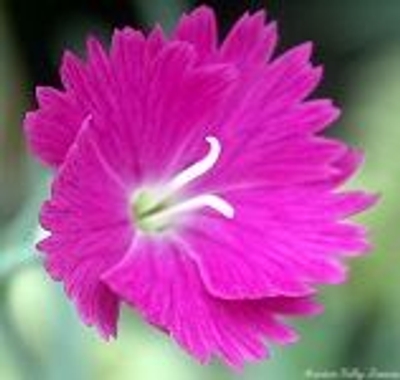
[{"left": 24, "top": 6, "right": 376, "bottom": 368}]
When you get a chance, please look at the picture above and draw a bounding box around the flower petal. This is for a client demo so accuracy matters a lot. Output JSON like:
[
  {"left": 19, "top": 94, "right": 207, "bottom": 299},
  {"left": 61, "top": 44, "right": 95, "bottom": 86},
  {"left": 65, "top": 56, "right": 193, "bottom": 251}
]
[
  {"left": 103, "top": 237, "right": 317, "bottom": 368},
  {"left": 117, "top": 41, "right": 237, "bottom": 180},
  {"left": 39, "top": 120, "right": 133, "bottom": 337},
  {"left": 181, "top": 188, "right": 376, "bottom": 299},
  {"left": 223, "top": 98, "right": 340, "bottom": 145},
  {"left": 197, "top": 136, "right": 347, "bottom": 192},
  {"left": 24, "top": 32, "right": 150, "bottom": 169},
  {"left": 258, "top": 42, "right": 322, "bottom": 106},
  {"left": 24, "top": 86, "right": 86, "bottom": 167},
  {"left": 174, "top": 6, "right": 218, "bottom": 59},
  {"left": 39, "top": 228, "right": 129, "bottom": 338},
  {"left": 205, "top": 43, "right": 341, "bottom": 190},
  {"left": 324, "top": 148, "right": 366, "bottom": 188},
  {"left": 24, "top": 36, "right": 120, "bottom": 168},
  {"left": 220, "top": 10, "right": 277, "bottom": 68}
]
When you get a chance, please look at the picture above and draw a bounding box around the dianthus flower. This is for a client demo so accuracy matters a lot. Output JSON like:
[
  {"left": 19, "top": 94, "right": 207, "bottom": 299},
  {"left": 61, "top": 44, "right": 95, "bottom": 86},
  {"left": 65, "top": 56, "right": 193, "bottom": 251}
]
[{"left": 24, "top": 6, "right": 376, "bottom": 367}]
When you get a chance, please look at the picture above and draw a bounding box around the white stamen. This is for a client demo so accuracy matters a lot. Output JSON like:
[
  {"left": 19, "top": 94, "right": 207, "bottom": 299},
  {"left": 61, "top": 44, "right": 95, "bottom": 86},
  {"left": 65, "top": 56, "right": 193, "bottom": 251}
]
[
  {"left": 145, "top": 194, "right": 235, "bottom": 226},
  {"left": 133, "top": 135, "right": 235, "bottom": 233},
  {"left": 165, "top": 136, "right": 221, "bottom": 195}
]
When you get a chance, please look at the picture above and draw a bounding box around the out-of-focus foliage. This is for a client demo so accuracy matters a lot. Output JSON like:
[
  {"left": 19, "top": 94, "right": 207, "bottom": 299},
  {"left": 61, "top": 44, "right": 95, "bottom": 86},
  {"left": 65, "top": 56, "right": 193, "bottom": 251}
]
[
  {"left": 1, "top": 1, "right": 400, "bottom": 379},
  {"left": 132, "top": 0, "right": 189, "bottom": 31},
  {"left": 0, "top": 2, "right": 27, "bottom": 224}
]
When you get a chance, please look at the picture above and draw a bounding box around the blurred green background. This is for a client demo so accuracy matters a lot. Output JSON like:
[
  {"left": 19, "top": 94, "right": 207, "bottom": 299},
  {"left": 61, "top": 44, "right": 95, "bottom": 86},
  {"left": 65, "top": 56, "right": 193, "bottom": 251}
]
[{"left": 0, "top": 0, "right": 399, "bottom": 379}]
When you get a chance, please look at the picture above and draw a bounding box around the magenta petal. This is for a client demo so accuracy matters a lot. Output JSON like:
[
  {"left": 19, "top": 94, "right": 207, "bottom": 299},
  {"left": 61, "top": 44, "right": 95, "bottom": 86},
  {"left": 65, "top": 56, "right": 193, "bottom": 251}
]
[
  {"left": 174, "top": 6, "right": 217, "bottom": 59},
  {"left": 224, "top": 99, "right": 341, "bottom": 145},
  {"left": 60, "top": 47, "right": 112, "bottom": 114},
  {"left": 220, "top": 10, "right": 277, "bottom": 68},
  {"left": 327, "top": 148, "right": 366, "bottom": 187},
  {"left": 24, "top": 86, "right": 86, "bottom": 167},
  {"left": 38, "top": 121, "right": 133, "bottom": 337},
  {"left": 182, "top": 188, "right": 375, "bottom": 299},
  {"left": 217, "top": 43, "right": 325, "bottom": 143},
  {"left": 136, "top": 42, "right": 237, "bottom": 178},
  {"left": 103, "top": 238, "right": 315, "bottom": 368},
  {"left": 260, "top": 42, "right": 322, "bottom": 105},
  {"left": 40, "top": 228, "right": 128, "bottom": 338},
  {"left": 198, "top": 136, "right": 348, "bottom": 191},
  {"left": 25, "top": 38, "right": 117, "bottom": 168},
  {"left": 261, "top": 296, "right": 324, "bottom": 316},
  {"left": 103, "top": 33, "right": 238, "bottom": 180}
]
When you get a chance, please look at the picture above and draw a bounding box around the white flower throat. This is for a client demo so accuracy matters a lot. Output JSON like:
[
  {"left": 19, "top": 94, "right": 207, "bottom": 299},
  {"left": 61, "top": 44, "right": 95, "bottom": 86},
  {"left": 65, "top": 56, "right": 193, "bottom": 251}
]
[{"left": 131, "top": 136, "right": 235, "bottom": 234}]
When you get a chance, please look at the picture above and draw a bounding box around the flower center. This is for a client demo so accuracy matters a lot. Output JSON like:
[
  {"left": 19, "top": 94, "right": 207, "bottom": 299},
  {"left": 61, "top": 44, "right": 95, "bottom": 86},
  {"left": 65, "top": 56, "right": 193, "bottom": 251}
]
[{"left": 131, "top": 136, "right": 235, "bottom": 234}]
